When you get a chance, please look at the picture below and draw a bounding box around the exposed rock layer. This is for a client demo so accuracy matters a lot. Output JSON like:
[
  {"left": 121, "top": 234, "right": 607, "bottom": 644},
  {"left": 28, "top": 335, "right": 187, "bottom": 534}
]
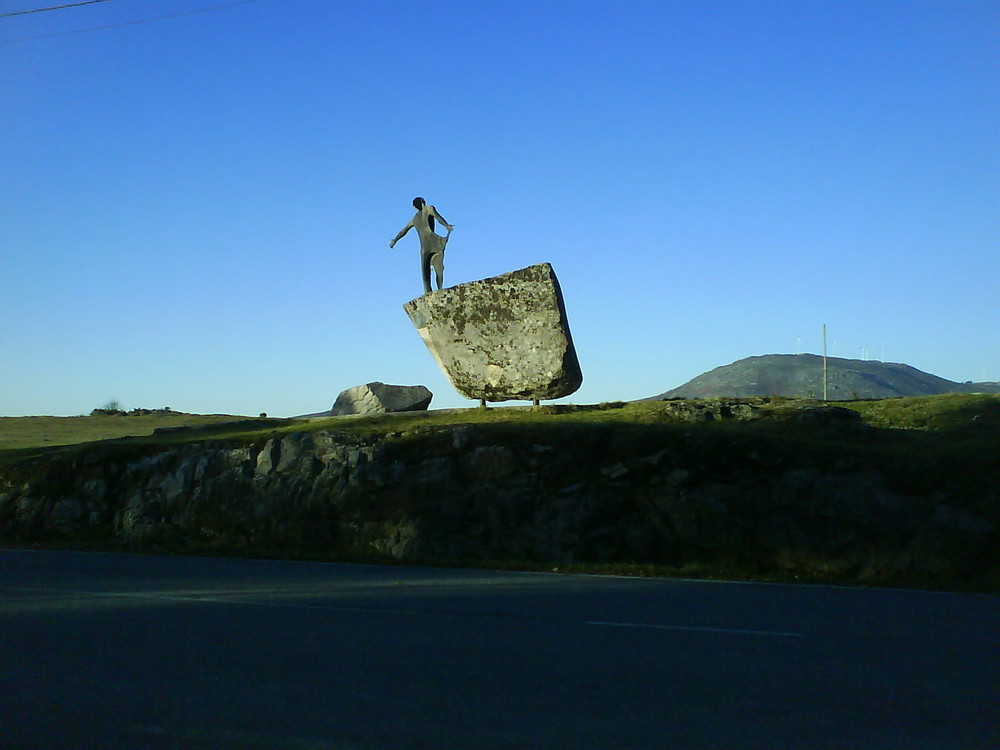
[{"left": 2, "top": 401, "right": 995, "bottom": 586}]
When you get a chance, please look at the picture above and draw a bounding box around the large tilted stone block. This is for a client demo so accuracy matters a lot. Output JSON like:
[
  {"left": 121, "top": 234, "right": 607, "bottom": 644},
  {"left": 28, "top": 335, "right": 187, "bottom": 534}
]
[
  {"left": 331, "top": 382, "right": 432, "bottom": 416},
  {"left": 403, "top": 263, "right": 583, "bottom": 402}
]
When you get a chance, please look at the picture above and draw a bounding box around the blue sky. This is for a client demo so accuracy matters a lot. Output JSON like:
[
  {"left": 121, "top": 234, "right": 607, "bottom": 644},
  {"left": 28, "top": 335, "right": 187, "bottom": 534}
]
[{"left": 2, "top": 0, "right": 997, "bottom": 417}]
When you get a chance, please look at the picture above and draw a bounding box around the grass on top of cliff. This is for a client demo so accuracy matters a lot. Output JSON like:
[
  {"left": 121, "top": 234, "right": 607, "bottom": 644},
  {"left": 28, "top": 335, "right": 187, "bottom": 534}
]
[
  {"left": 839, "top": 392, "right": 1000, "bottom": 430},
  {"left": 0, "top": 403, "right": 656, "bottom": 462},
  {"left": 0, "top": 412, "right": 269, "bottom": 453},
  {"left": 1, "top": 394, "right": 997, "bottom": 465}
]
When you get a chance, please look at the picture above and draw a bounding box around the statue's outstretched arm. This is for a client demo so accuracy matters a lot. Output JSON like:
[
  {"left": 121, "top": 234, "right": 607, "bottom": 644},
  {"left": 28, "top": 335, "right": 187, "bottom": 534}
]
[{"left": 389, "top": 222, "right": 413, "bottom": 248}]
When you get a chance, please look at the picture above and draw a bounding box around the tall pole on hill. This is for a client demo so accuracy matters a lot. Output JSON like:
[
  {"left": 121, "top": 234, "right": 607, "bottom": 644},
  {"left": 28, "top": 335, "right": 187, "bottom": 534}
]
[{"left": 822, "top": 324, "right": 829, "bottom": 401}]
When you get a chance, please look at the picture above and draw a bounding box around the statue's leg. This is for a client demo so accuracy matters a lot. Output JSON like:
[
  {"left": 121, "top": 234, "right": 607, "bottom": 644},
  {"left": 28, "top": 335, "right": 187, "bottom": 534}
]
[
  {"left": 421, "top": 253, "right": 432, "bottom": 294},
  {"left": 431, "top": 252, "right": 444, "bottom": 290}
]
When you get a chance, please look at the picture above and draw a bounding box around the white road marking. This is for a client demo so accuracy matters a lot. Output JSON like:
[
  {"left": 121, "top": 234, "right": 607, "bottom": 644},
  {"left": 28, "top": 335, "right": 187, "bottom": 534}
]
[{"left": 585, "top": 620, "right": 804, "bottom": 638}]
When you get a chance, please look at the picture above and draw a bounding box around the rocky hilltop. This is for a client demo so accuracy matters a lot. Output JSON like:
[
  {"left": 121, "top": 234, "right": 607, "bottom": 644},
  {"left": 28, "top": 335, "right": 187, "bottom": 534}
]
[
  {"left": 2, "top": 397, "right": 997, "bottom": 588},
  {"left": 652, "top": 354, "right": 1000, "bottom": 400}
]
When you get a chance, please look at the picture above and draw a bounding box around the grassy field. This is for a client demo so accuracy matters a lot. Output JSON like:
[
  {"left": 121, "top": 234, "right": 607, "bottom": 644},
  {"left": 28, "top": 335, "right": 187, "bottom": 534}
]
[
  {"left": 2, "top": 393, "right": 997, "bottom": 456},
  {"left": 841, "top": 392, "right": 1000, "bottom": 430},
  {"left": 0, "top": 412, "right": 258, "bottom": 452}
]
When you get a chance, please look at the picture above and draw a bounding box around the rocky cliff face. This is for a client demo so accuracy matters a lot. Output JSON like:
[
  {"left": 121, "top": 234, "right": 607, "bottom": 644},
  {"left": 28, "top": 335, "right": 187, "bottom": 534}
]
[{"left": 2, "top": 405, "right": 996, "bottom": 587}]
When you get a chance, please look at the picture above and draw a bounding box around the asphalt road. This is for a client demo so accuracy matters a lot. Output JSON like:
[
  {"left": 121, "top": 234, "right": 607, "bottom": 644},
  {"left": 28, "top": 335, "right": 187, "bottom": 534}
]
[{"left": 1, "top": 550, "right": 997, "bottom": 749}]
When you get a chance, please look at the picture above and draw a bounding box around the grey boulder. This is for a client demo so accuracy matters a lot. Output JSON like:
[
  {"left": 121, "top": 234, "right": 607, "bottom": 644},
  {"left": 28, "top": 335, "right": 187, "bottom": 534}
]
[
  {"left": 403, "top": 263, "right": 583, "bottom": 403},
  {"left": 330, "top": 382, "right": 433, "bottom": 417}
]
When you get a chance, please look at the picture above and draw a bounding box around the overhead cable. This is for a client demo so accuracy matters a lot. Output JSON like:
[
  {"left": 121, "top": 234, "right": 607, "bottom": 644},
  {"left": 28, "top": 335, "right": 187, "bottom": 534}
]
[
  {"left": 0, "top": 1, "right": 117, "bottom": 19},
  {"left": 1, "top": 0, "right": 263, "bottom": 44}
]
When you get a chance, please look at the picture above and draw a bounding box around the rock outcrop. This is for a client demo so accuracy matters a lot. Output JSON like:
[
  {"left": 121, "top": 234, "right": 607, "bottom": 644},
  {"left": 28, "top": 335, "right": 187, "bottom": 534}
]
[
  {"left": 1, "top": 406, "right": 996, "bottom": 587},
  {"left": 403, "top": 263, "right": 583, "bottom": 403},
  {"left": 330, "top": 382, "right": 432, "bottom": 417}
]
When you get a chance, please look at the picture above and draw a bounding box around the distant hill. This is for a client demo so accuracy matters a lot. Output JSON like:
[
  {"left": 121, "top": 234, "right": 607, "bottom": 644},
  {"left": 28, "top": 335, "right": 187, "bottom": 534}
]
[{"left": 650, "top": 354, "right": 1000, "bottom": 400}]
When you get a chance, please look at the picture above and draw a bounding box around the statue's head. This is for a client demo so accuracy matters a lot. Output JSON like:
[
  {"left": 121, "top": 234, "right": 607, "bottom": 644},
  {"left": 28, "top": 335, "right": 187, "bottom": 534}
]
[{"left": 412, "top": 196, "right": 426, "bottom": 210}]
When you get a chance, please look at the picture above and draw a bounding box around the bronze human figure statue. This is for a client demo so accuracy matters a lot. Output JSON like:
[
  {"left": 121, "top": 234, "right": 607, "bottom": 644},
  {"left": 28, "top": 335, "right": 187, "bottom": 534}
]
[{"left": 390, "top": 197, "right": 454, "bottom": 294}]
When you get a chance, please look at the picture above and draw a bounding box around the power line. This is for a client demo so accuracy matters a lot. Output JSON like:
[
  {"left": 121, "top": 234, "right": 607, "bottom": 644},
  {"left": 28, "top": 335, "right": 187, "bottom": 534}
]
[
  {"left": 0, "top": 1, "right": 117, "bottom": 19},
  {"left": 1, "top": 0, "right": 264, "bottom": 44}
]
